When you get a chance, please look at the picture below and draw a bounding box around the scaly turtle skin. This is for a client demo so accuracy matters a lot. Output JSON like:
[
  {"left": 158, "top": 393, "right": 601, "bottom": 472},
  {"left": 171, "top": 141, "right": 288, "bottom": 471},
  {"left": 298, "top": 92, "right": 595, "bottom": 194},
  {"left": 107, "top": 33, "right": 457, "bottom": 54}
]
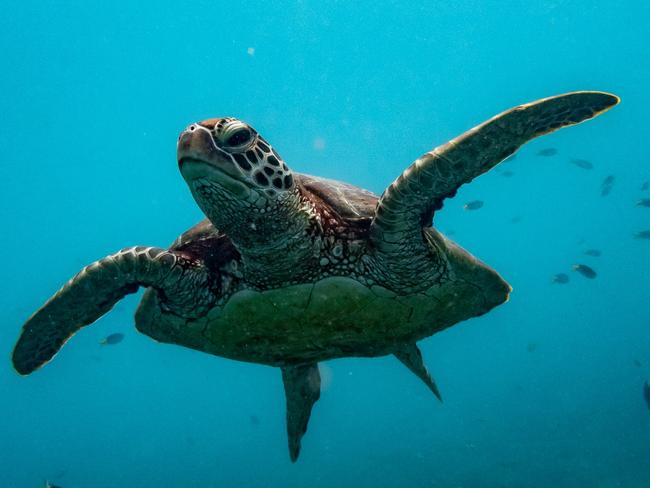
[{"left": 12, "top": 92, "right": 619, "bottom": 461}]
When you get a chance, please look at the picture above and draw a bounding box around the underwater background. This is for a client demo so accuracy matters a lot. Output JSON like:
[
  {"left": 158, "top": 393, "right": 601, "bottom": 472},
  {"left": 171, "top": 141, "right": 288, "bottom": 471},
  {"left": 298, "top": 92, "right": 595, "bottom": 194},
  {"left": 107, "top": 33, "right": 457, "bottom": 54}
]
[{"left": 1, "top": 1, "right": 649, "bottom": 486}]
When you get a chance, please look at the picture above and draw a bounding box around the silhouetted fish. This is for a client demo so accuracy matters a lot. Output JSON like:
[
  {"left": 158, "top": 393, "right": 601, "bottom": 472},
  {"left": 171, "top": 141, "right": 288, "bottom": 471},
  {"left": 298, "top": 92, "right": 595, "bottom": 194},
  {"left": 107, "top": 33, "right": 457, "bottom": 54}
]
[
  {"left": 573, "top": 264, "right": 597, "bottom": 279},
  {"left": 641, "top": 181, "right": 650, "bottom": 191},
  {"left": 510, "top": 215, "right": 522, "bottom": 224},
  {"left": 250, "top": 415, "right": 260, "bottom": 426},
  {"left": 526, "top": 342, "right": 538, "bottom": 353},
  {"left": 644, "top": 381, "right": 650, "bottom": 410},
  {"left": 537, "top": 148, "right": 557, "bottom": 156},
  {"left": 570, "top": 159, "right": 593, "bottom": 169},
  {"left": 501, "top": 170, "right": 515, "bottom": 177},
  {"left": 601, "top": 175, "right": 615, "bottom": 196},
  {"left": 463, "top": 200, "right": 484, "bottom": 211},
  {"left": 584, "top": 249, "right": 602, "bottom": 257},
  {"left": 100, "top": 333, "right": 124, "bottom": 345},
  {"left": 636, "top": 199, "right": 650, "bottom": 207},
  {"left": 633, "top": 359, "right": 642, "bottom": 368},
  {"left": 552, "top": 273, "right": 569, "bottom": 284},
  {"left": 635, "top": 230, "right": 650, "bottom": 239}
]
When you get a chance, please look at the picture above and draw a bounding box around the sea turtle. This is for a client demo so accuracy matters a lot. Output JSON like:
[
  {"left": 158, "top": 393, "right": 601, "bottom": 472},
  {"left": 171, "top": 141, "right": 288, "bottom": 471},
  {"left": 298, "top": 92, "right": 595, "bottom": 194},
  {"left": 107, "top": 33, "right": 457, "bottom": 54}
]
[{"left": 13, "top": 91, "right": 618, "bottom": 461}]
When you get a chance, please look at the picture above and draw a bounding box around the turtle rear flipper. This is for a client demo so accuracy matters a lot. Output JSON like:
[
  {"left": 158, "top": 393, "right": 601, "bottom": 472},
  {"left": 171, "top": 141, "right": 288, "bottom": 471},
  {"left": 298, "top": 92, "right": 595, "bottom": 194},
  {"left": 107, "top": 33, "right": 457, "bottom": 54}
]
[
  {"left": 394, "top": 342, "right": 442, "bottom": 403},
  {"left": 370, "top": 91, "right": 619, "bottom": 262},
  {"left": 282, "top": 363, "right": 321, "bottom": 462},
  {"left": 12, "top": 247, "right": 214, "bottom": 375}
]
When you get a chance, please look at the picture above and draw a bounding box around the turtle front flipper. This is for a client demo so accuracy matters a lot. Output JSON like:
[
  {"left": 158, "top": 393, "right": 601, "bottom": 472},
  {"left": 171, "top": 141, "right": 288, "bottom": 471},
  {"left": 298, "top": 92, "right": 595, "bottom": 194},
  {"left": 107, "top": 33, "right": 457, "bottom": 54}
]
[
  {"left": 281, "top": 363, "right": 321, "bottom": 462},
  {"left": 12, "top": 247, "right": 214, "bottom": 375},
  {"left": 370, "top": 91, "right": 619, "bottom": 267}
]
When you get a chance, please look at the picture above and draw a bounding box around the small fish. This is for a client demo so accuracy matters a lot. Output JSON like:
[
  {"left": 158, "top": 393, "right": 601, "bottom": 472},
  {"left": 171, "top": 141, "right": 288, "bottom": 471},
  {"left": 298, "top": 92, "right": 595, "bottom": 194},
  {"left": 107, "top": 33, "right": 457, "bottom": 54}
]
[
  {"left": 537, "top": 148, "right": 557, "bottom": 157},
  {"left": 250, "top": 415, "right": 260, "bottom": 426},
  {"left": 526, "top": 342, "right": 538, "bottom": 353},
  {"left": 573, "top": 264, "right": 597, "bottom": 279},
  {"left": 600, "top": 175, "right": 615, "bottom": 196},
  {"left": 463, "top": 200, "right": 484, "bottom": 211},
  {"left": 501, "top": 170, "right": 515, "bottom": 177},
  {"left": 552, "top": 273, "right": 569, "bottom": 284},
  {"left": 636, "top": 199, "right": 650, "bottom": 207},
  {"left": 635, "top": 230, "right": 650, "bottom": 239},
  {"left": 633, "top": 359, "right": 642, "bottom": 368},
  {"left": 510, "top": 215, "right": 522, "bottom": 224},
  {"left": 570, "top": 159, "right": 593, "bottom": 169},
  {"left": 584, "top": 249, "right": 602, "bottom": 257},
  {"left": 641, "top": 181, "right": 650, "bottom": 191},
  {"left": 100, "top": 333, "right": 124, "bottom": 345},
  {"left": 644, "top": 381, "right": 650, "bottom": 410}
]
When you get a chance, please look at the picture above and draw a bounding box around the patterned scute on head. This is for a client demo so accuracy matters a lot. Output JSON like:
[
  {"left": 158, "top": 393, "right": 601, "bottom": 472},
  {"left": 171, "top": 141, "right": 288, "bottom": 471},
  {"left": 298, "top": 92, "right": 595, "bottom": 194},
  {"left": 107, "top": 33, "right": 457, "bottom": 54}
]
[{"left": 208, "top": 118, "right": 295, "bottom": 195}]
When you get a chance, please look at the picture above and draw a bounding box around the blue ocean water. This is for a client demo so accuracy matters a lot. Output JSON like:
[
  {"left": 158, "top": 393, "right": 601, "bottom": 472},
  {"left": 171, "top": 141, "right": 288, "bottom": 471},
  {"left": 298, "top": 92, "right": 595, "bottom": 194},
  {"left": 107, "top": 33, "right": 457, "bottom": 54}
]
[{"left": 1, "top": 1, "right": 649, "bottom": 486}]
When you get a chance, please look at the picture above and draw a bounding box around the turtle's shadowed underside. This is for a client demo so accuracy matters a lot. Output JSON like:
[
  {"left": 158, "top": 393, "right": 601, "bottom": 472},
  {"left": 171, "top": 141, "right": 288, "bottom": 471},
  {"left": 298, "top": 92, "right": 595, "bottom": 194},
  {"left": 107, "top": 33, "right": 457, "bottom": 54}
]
[{"left": 13, "top": 92, "right": 619, "bottom": 461}]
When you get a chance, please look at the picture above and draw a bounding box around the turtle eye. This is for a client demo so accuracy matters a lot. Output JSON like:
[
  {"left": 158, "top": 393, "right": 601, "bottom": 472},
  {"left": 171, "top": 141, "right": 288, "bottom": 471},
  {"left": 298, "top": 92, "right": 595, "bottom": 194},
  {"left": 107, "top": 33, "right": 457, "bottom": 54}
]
[
  {"left": 225, "top": 129, "right": 252, "bottom": 148},
  {"left": 220, "top": 121, "right": 255, "bottom": 152}
]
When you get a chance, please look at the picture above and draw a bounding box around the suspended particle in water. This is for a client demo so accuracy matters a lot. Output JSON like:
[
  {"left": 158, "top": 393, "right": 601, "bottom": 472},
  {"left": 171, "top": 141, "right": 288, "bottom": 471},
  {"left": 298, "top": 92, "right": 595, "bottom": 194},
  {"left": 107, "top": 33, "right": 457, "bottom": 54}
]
[{"left": 313, "top": 137, "right": 326, "bottom": 151}]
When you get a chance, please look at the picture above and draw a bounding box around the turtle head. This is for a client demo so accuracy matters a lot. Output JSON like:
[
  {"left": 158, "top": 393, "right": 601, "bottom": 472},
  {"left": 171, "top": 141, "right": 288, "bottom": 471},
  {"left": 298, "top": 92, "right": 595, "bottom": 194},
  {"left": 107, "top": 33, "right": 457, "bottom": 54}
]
[
  {"left": 177, "top": 118, "right": 310, "bottom": 258},
  {"left": 177, "top": 117, "right": 295, "bottom": 199}
]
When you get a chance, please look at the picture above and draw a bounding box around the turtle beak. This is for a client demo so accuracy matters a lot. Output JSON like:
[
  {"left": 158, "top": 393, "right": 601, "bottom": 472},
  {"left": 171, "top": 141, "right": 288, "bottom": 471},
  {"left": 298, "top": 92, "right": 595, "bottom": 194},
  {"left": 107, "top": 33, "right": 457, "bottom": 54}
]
[{"left": 177, "top": 123, "right": 241, "bottom": 181}]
